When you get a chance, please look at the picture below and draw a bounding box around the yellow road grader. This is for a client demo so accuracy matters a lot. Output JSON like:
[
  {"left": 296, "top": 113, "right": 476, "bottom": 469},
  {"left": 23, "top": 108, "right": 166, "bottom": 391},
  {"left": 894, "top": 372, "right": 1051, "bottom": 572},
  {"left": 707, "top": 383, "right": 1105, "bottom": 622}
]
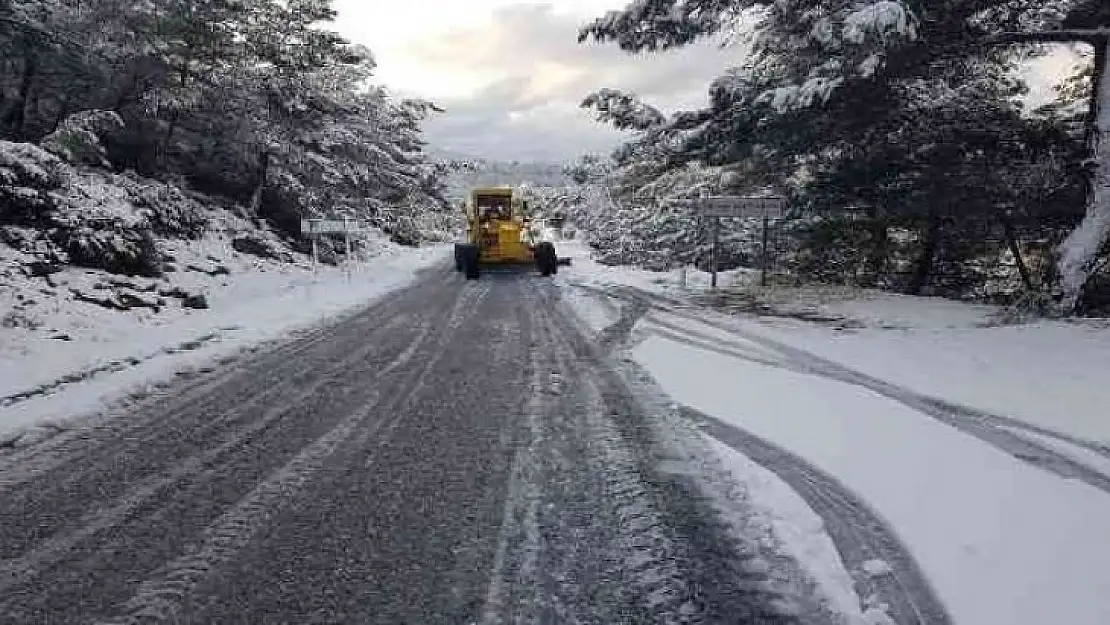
[{"left": 453, "top": 186, "right": 566, "bottom": 279}]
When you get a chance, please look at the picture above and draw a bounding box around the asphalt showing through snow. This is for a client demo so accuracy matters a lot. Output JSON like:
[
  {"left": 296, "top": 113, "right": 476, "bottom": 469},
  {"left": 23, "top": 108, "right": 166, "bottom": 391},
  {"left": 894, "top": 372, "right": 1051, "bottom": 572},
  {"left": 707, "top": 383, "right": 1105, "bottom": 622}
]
[{"left": 0, "top": 266, "right": 836, "bottom": 624}]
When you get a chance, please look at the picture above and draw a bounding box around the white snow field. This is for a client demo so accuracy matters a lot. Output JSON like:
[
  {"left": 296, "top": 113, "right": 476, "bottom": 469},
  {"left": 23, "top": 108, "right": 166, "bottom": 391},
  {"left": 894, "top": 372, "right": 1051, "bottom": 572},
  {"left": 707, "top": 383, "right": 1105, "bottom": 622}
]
[
  {"left": 557, "top": 240, "right": 1110, "bottom": 444},
  {"left": 0, "top": 235, "right": 449, "bottom": 442},
  {"left": 554, "top": 239, "right": 1110, "bottom": 625}
]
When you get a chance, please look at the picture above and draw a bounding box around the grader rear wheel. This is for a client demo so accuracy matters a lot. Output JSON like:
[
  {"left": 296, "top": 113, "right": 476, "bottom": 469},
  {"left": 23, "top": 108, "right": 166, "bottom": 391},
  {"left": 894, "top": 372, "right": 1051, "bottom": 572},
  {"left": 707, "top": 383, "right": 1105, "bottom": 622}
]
[{"left": 535, "top": 242, "right": 556, "bottom": 277}]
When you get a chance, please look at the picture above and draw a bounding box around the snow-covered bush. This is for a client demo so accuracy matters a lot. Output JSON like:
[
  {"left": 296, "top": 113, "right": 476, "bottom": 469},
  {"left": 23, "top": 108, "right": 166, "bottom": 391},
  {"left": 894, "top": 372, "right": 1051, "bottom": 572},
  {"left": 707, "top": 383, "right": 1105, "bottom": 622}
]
[
  {"left": 0, "top": 139, "right": 214, "bottom": 276},
  {"left": 40, "top": 110, "right": 124, "bottom": 168},
  {"left": 0, "top": 142, "right": 66, "bottom": 225}
]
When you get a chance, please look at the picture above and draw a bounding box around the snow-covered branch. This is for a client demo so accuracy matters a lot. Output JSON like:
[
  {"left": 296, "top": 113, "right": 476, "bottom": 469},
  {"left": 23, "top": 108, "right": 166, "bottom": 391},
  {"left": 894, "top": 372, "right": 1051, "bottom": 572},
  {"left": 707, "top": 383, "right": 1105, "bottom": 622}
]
[{"left": 987, "top": 29, "right": 1110, "bottom": 44}]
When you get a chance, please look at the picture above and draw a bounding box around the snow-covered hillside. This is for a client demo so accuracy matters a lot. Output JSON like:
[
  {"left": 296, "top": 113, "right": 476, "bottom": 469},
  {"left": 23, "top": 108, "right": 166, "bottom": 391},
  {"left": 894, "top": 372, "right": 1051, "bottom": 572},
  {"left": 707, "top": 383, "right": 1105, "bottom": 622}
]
[{"left": 0, "top": 139, "right": 451, "bottom": 444}]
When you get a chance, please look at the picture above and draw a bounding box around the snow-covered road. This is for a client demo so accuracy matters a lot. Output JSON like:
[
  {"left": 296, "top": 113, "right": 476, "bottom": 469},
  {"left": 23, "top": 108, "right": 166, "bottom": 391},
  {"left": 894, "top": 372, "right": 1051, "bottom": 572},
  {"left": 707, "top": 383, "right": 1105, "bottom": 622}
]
[
  {"left": 0, "top": 267, "right": 847, "bottom": 624},
  {"left": 7, "top": 233, "right": 1110, "bottom": 624}
]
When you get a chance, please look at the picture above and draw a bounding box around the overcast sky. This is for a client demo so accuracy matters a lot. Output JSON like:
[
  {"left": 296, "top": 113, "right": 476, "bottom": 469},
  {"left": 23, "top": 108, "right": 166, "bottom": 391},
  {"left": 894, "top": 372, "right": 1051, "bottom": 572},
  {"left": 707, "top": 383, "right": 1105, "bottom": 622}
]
[
  {"left": 332, "top": 1, "right": 1083, "bottom": 164},
  {"left": 331, "top": 0, "right": 740, "bottom": 162}
]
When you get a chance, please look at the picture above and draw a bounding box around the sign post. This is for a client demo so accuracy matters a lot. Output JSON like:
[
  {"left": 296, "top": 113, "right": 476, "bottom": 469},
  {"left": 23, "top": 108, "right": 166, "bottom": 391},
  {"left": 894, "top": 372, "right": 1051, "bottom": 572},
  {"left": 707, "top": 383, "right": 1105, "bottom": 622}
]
[
  {"left": 300, "top": 218, "right": 371, "bottom": 279},
  {"left": 761, "top": 215, "right": 770, "bottom": 287},
  {"left": 669, "top": 196, "right": 788, "bottom": 291}
]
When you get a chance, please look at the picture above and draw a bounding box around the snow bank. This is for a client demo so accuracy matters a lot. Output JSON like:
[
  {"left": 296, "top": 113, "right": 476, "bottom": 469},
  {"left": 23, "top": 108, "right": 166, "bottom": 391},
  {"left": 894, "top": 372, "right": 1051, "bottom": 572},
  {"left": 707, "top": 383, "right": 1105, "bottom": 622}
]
[
  {"left": 554, "top": 238, "right": 754, "bottom": 295},
  {"left": 556, "top": 240, "right": 1110, "bottom": 442},
  {"left": 0, "top": 235, "right": 449, "bottom": 440},
  {"left": 634, "top": 331, "right": 1110, "bottom": 625}
]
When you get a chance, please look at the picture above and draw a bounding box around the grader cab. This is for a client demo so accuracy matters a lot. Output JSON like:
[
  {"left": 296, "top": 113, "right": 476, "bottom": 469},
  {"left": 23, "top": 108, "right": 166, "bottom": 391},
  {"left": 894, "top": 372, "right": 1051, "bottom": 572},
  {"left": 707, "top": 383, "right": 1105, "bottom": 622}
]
[{"left": 453, "top": 186, "right": 564, "bottom": 280}]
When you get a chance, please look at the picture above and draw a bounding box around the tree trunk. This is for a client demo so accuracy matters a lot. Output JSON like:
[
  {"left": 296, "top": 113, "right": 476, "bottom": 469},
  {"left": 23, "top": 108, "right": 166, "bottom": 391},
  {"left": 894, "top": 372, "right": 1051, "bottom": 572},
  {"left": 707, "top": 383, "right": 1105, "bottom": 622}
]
[
  {"left": 1000, "top": 210, "right": 1034, "bottom": 292},
  {"left": 4, "top": 48, "right": 38, "bottom": 138},
  {"left": 866, "top": 210, "right": 889, "bottom": 287},
  {"left": 907, "top": 216, "right": 941, "bottom": 296},
  {"left": 248, "top": 150, "right": 270, "bottom": 219},
  {"left": 1057, "top": 36, "right": 1110, "bottom": 312}
]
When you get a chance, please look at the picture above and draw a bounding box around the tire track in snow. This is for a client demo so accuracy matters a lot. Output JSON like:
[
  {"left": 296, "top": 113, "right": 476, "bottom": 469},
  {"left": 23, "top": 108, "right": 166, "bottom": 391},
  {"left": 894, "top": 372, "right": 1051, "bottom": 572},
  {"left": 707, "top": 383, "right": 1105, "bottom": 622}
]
[
  {"left": 481, "top": 285, "right": 696, "bottom": 624},
  {"left": 91, "top": 398, "right": 389, "bottom": 625},
  {"left": 0, "top": 309, "right": 420, "bottom": 560},
  {"left": 521, "top": 285, "right": 814, "bottom": 624},
  {"left": 540, "top": 306, "right": 697, "bottom": 624},
  {"left": 89, "top": 275, "right": 489, "bottom": 625},
  {"left": 0, "top": 319, "right": 403, "bottom": 593},
  {"left": 478, "top": 286, "right": 549, "bottom": 625},
  {"left": 0, "top": 272, "right": 479, "bottom": 615},
  {"left": 172, "top": 272, "right": 514, "bottom": 624},
  {"left": 618, "top": 287, "right": 1110, "bottom": 496},
  {"left": 686, "top": 407, "right": 953, "bottom": 625},
  {"left": 560, "top": 283, "right": 948, "bottom": 623},
  {"left": 0, "top": 270, "right": 454, "bottom": 486}
]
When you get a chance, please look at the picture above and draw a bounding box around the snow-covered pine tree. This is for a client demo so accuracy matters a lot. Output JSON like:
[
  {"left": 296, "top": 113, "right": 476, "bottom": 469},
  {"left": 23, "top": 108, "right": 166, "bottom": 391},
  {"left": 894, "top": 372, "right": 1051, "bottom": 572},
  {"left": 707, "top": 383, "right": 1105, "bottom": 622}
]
[
  {"left": 1, "top": 0, "right": 451, "bottom": 247},
  {"left": 580, "top": 0, "right": 1095, "bottom": 304}
]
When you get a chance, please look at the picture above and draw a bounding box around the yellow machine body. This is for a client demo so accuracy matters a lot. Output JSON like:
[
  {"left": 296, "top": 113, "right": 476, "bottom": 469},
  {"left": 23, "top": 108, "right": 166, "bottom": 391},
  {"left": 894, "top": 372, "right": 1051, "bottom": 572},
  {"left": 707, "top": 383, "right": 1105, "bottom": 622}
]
[{"left": 464, "top": 186, "right": 536, "bottom": 265}]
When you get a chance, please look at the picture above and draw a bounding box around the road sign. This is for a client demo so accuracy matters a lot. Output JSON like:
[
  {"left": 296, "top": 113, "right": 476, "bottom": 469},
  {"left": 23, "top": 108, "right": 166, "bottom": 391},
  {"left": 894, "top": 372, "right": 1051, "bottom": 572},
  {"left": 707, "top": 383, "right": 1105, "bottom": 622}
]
[
  {"left": 300, "top": 219, "right": 370, "bottom": 234},
  {"left": 691, "top": 196, "right": 788, "bottom": 219},
  {"left": 667, "top": 195, "right": 789, "bottom": 290},
  {"left": 300, "top": 218, "right": 372, "bottom": 274}
]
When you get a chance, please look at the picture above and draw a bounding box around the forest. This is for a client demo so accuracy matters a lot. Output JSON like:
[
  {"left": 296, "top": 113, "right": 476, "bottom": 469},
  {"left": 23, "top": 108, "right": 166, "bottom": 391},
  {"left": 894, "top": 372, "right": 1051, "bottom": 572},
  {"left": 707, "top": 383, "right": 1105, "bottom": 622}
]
[
  {"left": 0, "top": 0, "right": 451, "bottom": 273},
  {"left": 571, "top": 0, "right": 1110, "bottom": 315}
]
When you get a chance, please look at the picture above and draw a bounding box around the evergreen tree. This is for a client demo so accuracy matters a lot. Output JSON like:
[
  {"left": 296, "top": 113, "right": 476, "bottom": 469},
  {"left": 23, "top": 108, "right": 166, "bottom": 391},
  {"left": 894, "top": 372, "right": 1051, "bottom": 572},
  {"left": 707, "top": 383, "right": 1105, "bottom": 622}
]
[
  {"left": 0, "top": 0, "right": 450, "bottom": 244},
  {"left": 578, "top": 0, "right": 1096, "bottom": 305}
]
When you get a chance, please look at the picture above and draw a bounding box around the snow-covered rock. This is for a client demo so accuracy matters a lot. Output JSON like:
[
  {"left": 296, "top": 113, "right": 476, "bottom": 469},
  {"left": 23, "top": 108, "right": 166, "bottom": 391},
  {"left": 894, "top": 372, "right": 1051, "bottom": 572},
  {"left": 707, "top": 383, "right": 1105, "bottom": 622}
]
[
  {"left": 0, "top": 139, "right": 223, "bottom": 280},
  {"left": 231, "top": 233, "right": 291, "bottom": 261}
]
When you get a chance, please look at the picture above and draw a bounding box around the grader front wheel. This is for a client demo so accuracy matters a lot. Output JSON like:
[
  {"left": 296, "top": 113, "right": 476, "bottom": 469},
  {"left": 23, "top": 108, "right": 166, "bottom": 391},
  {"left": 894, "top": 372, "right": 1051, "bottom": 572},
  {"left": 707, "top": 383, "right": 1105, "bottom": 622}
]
[
  {"left": 453, "top": 244, "right": 464, "bottom": 272},
  {"left": 464, "top": 247, "right": 480, "bottom": 280}
]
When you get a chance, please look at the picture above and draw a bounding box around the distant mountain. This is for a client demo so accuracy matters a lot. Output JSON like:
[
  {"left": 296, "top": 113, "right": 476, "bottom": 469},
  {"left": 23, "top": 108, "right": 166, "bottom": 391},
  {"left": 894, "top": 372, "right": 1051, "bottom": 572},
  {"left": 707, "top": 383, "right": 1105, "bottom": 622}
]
[
  {"left": 425, "top": 146, "right": 482, "bottom": 162},
  {"left": 432, "top": 152, "right": 573, "bottom": 198}
]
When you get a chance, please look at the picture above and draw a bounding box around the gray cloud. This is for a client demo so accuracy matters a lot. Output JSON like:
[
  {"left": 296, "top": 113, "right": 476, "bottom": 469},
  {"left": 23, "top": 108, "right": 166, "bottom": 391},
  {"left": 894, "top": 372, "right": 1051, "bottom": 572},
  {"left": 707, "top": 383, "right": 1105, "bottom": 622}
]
[
  {"left": 407, "top": 3, "right": 737, "bottom": 162},
  {"left": 408, "top": 4, "right": 1080, "bottom": 163}
]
